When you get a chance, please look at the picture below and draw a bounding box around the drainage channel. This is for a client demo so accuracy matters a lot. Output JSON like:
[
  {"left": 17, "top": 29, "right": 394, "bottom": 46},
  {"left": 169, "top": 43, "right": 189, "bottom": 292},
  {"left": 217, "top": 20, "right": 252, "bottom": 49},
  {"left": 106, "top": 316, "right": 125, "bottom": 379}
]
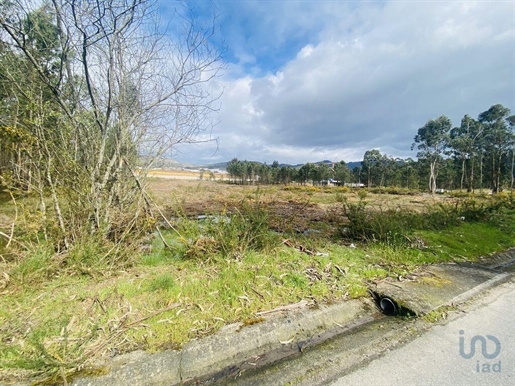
[
  {"left": 223, "top": 311, "right": 412, "bottom": 386},
  {"left": 188, "top": 291, "right": 421, "bottom": 384},
  {"left": 184, "top": 313, "right": 381, "bottom": 385}
]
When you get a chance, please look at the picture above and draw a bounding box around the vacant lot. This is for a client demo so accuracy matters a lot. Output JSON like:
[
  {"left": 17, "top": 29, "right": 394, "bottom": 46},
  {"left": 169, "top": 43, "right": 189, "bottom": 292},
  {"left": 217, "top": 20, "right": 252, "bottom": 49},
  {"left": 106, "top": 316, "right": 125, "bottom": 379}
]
[
  {"left": 148, "top": 177, "right": 453, "bottom": 228},
  {"left": 1, "top": 178, "right": 514, "bottom": 384},
  {"left": 147, "top": 169, "right": 227, "bottom": 181}
]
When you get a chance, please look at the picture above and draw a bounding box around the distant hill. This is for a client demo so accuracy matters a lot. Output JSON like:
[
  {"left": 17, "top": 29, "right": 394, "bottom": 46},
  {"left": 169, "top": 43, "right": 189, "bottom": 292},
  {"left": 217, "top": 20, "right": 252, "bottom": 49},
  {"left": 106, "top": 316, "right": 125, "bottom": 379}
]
[
  {"left": 138, "top": 156, "right": 188, "bottom": 169},
  {"left": 202, "top": 159, "right": 362, "bottom": 171},
  {"left": 140, "top": 156, "right": 362, "bottom": 171},
  {"left": 347, "top": 161, "right": 362, "bottom": 170},
  {"left": 195, "top": 161, "right": 229, "bottom": 170}
]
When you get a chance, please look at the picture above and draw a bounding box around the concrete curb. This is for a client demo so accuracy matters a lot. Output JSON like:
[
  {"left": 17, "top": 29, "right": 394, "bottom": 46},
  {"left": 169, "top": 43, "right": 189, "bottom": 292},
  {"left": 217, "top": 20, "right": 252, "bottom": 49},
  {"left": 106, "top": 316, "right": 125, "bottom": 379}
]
[
  {"left": 71, "top": 299, "right": 373, "bottom": 386},
  {"left": 371, "top": 264, "right": 508, "bottom": 315},
  {"left": 370, "top": 248, "right": 515, "bottom": 316},
  {"left": 17, "top": 248, "right": 515, "bottom": 386}
]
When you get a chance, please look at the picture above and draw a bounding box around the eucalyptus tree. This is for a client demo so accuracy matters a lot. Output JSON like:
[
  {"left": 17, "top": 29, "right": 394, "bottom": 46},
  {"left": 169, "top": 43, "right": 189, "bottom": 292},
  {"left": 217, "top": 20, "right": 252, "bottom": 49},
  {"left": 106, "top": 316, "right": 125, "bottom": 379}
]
[
  {"left": 351, "top": 165, "right": 363, "bottom": 185},
  {"left": 379, "top": 154, "right": 398, "bottom": 187},
  {"left": 362, "top": 149, "right": 382, "bottom": 187},
  {"left": 439, "top": 158, "right": 458, "bottom": 190},
  {"left": 478, "top": 104, "right": 514, "bottom": 193},
  {"left": 398, "top": 158, "right": 419, "bottom": 189},
  {"left": 0, "top": 0, "right": 224, "bottom": 251},
  {"left": 508, "top": 115, "right": 515, "bottom": 191},
  {"left": 449, "top": 115, "right": 483, "bottom": 191},
  {"left": 385, "top": 157, "right": 403, "bottom": 187},
  {"left": 333, "top": 161, "right": 351, "bottom": 185},
  {"left": 412, "top": 116, "right": 452, "bottom": 194}
]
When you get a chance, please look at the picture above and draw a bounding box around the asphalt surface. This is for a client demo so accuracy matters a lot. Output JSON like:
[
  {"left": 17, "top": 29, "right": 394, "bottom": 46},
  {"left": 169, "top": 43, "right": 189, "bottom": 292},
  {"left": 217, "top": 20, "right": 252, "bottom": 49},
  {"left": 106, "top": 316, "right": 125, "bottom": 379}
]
[
  {"left": 330, "top": 279, "right": 515, "bottom": 386},
  {"left": 6, "top": 250, "right": 514, "bottom": 386}
]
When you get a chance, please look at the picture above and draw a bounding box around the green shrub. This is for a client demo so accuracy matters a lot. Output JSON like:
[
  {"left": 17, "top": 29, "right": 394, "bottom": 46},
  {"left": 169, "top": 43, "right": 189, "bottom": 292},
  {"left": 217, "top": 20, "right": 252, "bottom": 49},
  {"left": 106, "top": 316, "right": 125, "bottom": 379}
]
[
  {"left": 368, "top": 187, "right": 419, "bottom": 195},
  {"left": 448, "top": 190, "right": 471, "bottom": 198},
  {"left": 176, "top": 199, "right": 280, "bottom": 260},
  {"left": 339, "top": 197, "right": 513, "bottom": 246}
]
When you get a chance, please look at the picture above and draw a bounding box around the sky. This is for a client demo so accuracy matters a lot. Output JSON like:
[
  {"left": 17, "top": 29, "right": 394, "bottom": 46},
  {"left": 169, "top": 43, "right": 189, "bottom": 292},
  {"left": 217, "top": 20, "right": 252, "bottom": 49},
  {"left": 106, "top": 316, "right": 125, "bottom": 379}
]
[{"left": 159, "top": 0, "right": 515, "bottom": 166}]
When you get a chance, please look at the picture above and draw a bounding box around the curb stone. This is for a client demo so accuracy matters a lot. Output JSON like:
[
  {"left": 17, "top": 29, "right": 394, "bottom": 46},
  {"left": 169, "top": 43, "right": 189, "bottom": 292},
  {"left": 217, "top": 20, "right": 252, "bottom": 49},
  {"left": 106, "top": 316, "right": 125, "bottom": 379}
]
[
  {"left": 371, "top": 264, "right": 510, "bottom": 315},
  {"left": 7, "top": 248, "right": 515, "bottom": 386},
  {"left": 370, "top": 248, "right": 515, "bottom": 316},
  {"left": 71, "top": 298, "right": 371, "bottom": 386}
]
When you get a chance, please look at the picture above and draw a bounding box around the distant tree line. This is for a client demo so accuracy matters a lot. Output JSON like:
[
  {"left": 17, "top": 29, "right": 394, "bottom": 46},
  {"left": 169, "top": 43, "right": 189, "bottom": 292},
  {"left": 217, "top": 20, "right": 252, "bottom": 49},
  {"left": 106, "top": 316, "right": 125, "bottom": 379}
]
[
  {"left": 227, "top": 104, "right": 515, "bottom": 194},
  {"left": 226, "top": 159, "right": 352, "bottom": 186}
]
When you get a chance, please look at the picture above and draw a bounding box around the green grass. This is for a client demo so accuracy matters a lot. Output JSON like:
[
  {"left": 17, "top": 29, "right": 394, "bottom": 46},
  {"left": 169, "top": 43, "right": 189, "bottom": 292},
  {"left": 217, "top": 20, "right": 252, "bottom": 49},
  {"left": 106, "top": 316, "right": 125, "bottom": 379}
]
[
  {"left": 1, "top": 189, "right": 515, "bottom": 383},
  {"left": 417, "top": 222, "right": 515, "bottom": 260}
]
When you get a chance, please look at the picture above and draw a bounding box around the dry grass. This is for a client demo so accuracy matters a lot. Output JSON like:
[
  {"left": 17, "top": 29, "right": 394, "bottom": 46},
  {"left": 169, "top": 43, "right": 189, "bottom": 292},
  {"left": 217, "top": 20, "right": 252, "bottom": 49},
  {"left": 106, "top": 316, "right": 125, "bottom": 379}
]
[
  {"left": 0, "top": 178, "right": 510, "bottom": 384},
  {"left": 147, "top": 178, "right": 456, "bottom": 223}
]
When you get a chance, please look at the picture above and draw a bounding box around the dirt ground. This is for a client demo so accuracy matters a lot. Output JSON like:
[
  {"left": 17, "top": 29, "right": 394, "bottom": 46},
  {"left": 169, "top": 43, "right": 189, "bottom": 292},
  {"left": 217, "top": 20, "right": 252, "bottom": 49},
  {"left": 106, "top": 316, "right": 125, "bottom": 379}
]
[
  {"left": 147, "top": 176, "right": 455, "bottom": 233},
  {"left": 147, "top": 169, "right": 226, "bottom": 180}
]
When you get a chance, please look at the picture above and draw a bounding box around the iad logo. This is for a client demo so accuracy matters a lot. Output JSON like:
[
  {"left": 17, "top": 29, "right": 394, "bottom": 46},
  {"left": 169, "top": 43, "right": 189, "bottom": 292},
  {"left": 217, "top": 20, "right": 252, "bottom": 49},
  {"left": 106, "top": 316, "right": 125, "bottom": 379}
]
[{"left": 459, "top": 330, "right": 502, "bottom": 373}]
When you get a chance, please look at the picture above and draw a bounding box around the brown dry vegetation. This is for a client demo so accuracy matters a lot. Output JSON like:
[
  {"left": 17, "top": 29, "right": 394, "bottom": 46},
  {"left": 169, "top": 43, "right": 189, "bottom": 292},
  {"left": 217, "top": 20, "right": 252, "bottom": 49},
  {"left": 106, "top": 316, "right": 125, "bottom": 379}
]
[
  {"left": 3, "top": 174, "right": 511, "bottom": 384},
  {"left": 147, "top": 177, "right": 454, "bottom": 232}
]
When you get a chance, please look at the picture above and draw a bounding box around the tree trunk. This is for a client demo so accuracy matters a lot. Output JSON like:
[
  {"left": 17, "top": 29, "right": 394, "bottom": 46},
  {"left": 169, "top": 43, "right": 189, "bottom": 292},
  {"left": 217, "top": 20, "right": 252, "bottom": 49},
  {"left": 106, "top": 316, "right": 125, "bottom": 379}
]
[
  {"left": 479, "top": 152, "right": 484, "bottom": 193},
  {"left": 469, "top": 154, "right": 475, "bottom": 192},
  {"left": 429, "top": 160, "right": 437, "bottom": 194},
  {"left": 496, "top": 151, "right": 503, "bottom": 193},
  {"left": 460, "top": 156, "right": 466, "bottom": 190}
]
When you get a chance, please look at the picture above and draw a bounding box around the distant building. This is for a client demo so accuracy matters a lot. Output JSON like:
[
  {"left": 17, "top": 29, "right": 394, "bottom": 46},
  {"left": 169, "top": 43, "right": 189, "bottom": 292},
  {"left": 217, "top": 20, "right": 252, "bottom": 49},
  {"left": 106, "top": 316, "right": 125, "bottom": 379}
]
[
  {"left": 344, "top": 183, "right": 365, "bottom": 188},
  {"left": 320, "top": 178, "right": 342, "bottom": 186}
]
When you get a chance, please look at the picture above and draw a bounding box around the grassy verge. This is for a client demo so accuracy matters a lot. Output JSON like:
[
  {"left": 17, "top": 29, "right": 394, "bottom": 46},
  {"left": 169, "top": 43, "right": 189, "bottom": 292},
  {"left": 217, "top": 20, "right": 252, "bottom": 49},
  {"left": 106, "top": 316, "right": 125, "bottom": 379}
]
[{"left": 1, "top": 185, "right": 514, "bottom": 383}]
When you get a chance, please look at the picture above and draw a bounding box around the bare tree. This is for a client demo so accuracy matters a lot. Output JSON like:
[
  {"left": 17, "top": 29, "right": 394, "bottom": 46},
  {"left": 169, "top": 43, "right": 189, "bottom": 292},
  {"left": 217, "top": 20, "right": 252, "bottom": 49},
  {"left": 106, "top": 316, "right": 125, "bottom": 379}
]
[{"left": 0, "top": 0, "right": 223, "bottom": 251}]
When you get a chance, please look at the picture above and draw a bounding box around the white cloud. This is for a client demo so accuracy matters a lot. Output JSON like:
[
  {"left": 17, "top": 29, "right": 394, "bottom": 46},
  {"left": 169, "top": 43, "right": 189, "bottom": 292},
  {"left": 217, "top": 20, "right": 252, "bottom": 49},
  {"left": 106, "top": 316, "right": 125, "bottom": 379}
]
[{"left": 172, "top": 0, "right": 514, "bottom": 165}]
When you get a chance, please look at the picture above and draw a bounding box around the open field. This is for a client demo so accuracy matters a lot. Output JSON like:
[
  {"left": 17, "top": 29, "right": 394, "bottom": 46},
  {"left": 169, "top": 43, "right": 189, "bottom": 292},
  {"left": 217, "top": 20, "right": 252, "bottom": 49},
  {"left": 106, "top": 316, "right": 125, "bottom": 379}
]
[
  {"left": 148, "top": 178, "right": 454, "bottom": 231},
  {"left": 147, "top": 169, "right": 227, "bottom": 181},
  {"left": 1, "top": 179, "right": 514, "bottom": 384}
]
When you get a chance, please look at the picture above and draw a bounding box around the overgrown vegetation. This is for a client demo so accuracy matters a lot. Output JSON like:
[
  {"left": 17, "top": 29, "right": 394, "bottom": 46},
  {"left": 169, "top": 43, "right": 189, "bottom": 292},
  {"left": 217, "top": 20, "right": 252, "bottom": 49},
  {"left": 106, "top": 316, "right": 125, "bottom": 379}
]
[
  {"left": 1, "top": 182, "right": 515, "bottom": 384},
  {"left": 0, "top": 2, "right": 513, "bottom": 383},
  {"left": 0, "top": 0, "right": 223, "bottom": 253},
  {"left": 340, "top": 192, "right": 515, "bottom": 245}
]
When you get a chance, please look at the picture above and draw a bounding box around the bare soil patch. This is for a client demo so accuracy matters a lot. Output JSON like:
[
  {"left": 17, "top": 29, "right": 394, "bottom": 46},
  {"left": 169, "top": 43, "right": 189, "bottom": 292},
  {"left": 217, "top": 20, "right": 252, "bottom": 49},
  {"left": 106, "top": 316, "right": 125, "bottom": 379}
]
[{"left": 147, "top": 179, "right": 455, "bottom": 233}]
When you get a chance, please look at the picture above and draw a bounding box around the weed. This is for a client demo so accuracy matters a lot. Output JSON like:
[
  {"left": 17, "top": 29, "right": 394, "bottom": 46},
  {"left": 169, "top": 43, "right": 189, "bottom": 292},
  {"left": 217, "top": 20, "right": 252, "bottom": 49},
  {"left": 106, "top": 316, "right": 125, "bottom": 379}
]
[
  {"left": 422, "top": 305, "right": 456, "bottom": 323},
  {"left": 339, "top": 195, "right": 515, "bottom": 248},
  {"left": 345, "top": 276, "right": 369, "bottom": 298},
  {"left": 2, "top": 180, "right": 515, "bottom": 381},
  {"left": 283, "top": 273, "right": 309, "bottom": 288},
  {"left": 369, "top": 187, "right": 419, "bottom": 195},
  {"left": 9, "top": 245, "right": 53, "bottom": 283},
  {"left": 140, "top": 252, "right": 167, "bottom": 266},
  {"left": 357, "top": 190, "right": 368, "bottom": 201},
  {"left": 148, "top": 274, "right": 176, "bottom": 292},
  {"left": 335, "top": 191, "right": 347, "bottom": 204},
  {"left": 175, "top": 199, "right": 280, "bottom": 260},
  {"left": 418, "top": 222, "right": 515, "bottom": 258}
]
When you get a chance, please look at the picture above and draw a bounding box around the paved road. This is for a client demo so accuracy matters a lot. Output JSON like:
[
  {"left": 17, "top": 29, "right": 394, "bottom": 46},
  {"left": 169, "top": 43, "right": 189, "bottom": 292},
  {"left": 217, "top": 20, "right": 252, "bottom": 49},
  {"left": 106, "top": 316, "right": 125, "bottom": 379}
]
[{"left": 330, "top": 281, "right": 515, "bottom": 386}]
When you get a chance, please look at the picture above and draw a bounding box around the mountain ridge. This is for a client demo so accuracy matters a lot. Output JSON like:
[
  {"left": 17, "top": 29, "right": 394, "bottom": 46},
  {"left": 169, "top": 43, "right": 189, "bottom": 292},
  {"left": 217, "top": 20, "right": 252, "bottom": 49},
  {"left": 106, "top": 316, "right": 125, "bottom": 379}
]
[{"left": 177, "top": 160, "right": 363, "bottom": 171}]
